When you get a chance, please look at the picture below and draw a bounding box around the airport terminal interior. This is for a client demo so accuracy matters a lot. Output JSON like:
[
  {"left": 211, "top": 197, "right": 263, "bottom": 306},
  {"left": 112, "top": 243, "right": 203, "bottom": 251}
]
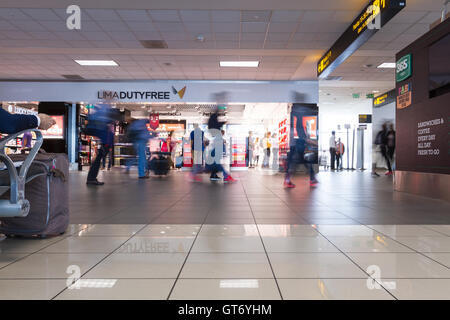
[{"left": 0, "top": 0, "right": 449, "bottom": 301}]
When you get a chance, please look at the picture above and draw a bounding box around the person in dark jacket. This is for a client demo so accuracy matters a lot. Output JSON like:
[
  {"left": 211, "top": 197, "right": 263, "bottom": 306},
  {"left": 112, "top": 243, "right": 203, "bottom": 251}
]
[
  {"left": 284, "top": 111, "right": 318, "bottom": 188},
  {"left": 0, "top": 107, "right": 55, "bottom": 134},
  {"left": 101, "top": 124, "right": 114, "bottom": 170},
  {"left": 86, "top": 104, "right": 119, "bottom": 185},
  {"left": 379, "top": 123, "right": 393, "bottom": 176}
]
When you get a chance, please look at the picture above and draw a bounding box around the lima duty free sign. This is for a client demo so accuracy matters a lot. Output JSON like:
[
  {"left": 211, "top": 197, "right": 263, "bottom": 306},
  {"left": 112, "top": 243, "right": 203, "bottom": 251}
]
[{"left": 396, "top": 54, "right": 412, "bottom": 82}]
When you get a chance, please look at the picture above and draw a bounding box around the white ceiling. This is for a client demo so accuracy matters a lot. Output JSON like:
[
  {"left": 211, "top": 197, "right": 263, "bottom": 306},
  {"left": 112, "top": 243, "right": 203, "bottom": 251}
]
[{"left": 0, "top": 0, "right": 445, "bottom": 103}]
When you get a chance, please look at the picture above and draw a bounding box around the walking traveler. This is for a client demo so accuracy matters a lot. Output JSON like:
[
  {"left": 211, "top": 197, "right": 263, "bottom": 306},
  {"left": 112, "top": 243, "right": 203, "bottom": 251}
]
[{"left": 329, "top": 131, "right": 336, "bottom": 170}]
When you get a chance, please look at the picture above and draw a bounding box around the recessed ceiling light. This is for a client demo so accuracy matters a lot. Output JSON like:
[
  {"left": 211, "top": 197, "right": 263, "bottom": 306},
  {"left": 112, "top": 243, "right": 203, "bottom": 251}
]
[
  {"left": 220, "top": 61, "right": 259, "bottom": 67},
  {"left": 372, "top": 90, "right": 380, "bottom": 93},
  {"left": 74, "top": 60, "right": 118, "bottom": 66},
  {"left": 377, "top": 62, "right": 396, "bottom": 69}
]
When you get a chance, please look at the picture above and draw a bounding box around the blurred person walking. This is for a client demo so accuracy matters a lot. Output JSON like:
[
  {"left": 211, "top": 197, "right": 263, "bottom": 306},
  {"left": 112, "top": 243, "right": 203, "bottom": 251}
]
[
  {"left": 262, "top": 132, "right": 272, "bottom": 168},
  {"left": 248, "top": 131, "right": 255, "bottom": 168},
  {"left": 387, "top": 123, "right": 396, "bottom": 171},
  {"left": 271, "top": 133, "right": 279, "bottom": 170},
  {"left": 189, "top": 123, "right": 205, "bottom": 181},
  {"left": 101, "top": 124, "right": 114, "bottom": 171},
  {"left": 127, "top": 118, "right": 151, "bottom": 179},
  {"left": 85, "top": 103, "right": 119, "bottom": 185},
  {"left": 254, "top": 137, "right": 261, "bottom": 167},
  {"left": 379, "top": 123, "right": 393, "bottom": 176},
  {"left": 284, "top": 112, "right": 318, "bottom": 188}
]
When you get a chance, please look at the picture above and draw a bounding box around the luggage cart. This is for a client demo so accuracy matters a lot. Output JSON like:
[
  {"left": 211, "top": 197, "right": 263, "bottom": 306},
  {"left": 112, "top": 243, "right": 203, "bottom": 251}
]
[
  {"left": 319, "top": 149, "right": 329, "bottom": 170},
  {"left": 0, "top": 129, "right": 43, "bottom": 218}
]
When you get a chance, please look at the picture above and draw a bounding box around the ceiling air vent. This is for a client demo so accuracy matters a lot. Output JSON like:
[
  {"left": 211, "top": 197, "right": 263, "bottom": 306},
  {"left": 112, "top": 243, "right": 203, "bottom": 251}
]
[
  {"left": 62, "top": 74, "right": 84, "bottom": 80},
  {"left": 140, "top": 40, "right": 168, "bottom": 49},
  {"left": 324, "top": 76, "right": 343, "bottom": 81},
  {"left": 241, "top": 10, "right": 272, "bottom": 22}
]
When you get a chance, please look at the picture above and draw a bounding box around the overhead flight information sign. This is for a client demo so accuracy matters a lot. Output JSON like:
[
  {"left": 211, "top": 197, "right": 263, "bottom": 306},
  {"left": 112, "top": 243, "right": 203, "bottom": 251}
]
[{"left": 317, "top": 0, "right": 406, "bottom": 79}]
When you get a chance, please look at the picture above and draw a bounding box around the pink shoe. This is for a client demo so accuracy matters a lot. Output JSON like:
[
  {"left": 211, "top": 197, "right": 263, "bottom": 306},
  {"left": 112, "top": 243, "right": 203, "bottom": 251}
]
[
  {"left": 224, "top": 176, "right": 236, "bottom": 183},
  {"left": 283, "top": 180, "right": 296, "bottom": 188}
]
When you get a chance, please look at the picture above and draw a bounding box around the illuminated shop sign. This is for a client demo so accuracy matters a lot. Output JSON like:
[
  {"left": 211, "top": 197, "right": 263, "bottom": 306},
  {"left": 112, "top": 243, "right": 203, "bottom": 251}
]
[
  {"left": 317, "top": 0, "right": 406, "bottom": 78},
  {"left": 97, "top": 86, "right": 187, "bottom": 100},
  {"left": 373, "top": 89, "right": 396, "bottom": 108}
]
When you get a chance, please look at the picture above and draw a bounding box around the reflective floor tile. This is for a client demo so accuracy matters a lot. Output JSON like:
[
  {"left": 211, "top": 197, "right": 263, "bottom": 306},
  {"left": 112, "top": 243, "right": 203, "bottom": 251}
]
[
  {"left": 180, "top": 253, "right": 273, "bottom": 278},
  {"left": 367, "top": 225, "right": 445, "bottom": 238},
  {"left": 66, "top": 224, "right": 91, "bottom": 235},
  {"left": 383, "top": 279, "right": 450, "bottom": 300},
  {"left": 423, "top": 225, "right": 450, "bottom": 236},
  {"left": 170, "top": 279, "right": 281, "bottom": 300},
  {"left": 84, "top": 253, "right": 186, "bottom": 278},
  {"left": 198, "top": 225, "right": 258, "bottom": 237},
  {"left": 263, "top": 236, "right": 338, "bottom": 253},
  {"left": 0, "top": 280, "right": 67, "bottom": 300},
  {"left": 192, "top": 236, "right": 264, "bottom": 253},
  {"left": 278, "top": 279, "right": 394, "bottom": 300},
  {"left": 77, "top": 224, "right": 145, "bottom": 236},
  {"left": 137, "top": 225, "right": 201, "bottom": 236},
  {"left": 269, "top": 253, "right": 367, "bottom": 278},
  {"left": 116, "top": 237, "right": 194, "bottom": 254},
  {"left": 393, "top": 237, "right": 450, "bottom": 253},
  {"left": 56, "top": 279, "right": 175, "bottom": 300},
  {"left": 327, "top": 236, "right": 413, "bottom": 253},
  {"left": 258, "top": 225, "right": 319, "bottom": 237},
  {"left": 313, "top": 225, "right": 376, "bottom": 237},
  {"left": 0, "top": 236, "right": 66, "bottom": 254},
  {"left": 423, "top": 253, "right": 450, "bottom": 268},
  {"left": 305, "top": 219, "right": 360, "bottom": 225},
  {"left": 42, "top": 236, "right": 130, "bottom": 253},
  {"left": 0, "top": 253, "right": 107, "bottom": 279},
  {"left": 347, "top": 253, "right": 450, "bottom": 278},
  {"left": 0, "top": 253, "right": 27, "bottom": 269}
]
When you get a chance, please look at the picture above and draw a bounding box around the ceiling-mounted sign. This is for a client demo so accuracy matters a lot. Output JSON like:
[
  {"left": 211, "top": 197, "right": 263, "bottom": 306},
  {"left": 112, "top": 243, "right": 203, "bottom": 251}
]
[
  {"left": 396, "top": 54, "right": 412, "bottom": 82},
  {"left": 373, "top": 89, "right": 396, "bottom": 108},
  {"left": 359, "top": 114, "right": 373, "bottom": 123},
  {"left": 352, "top": 93, "right": 361, "bottom": 99},
  {"left": 397, "top": 83, "right": 412, "bottom": 109},
  {"left": 317, "top": 0, "right": 406, "bottom": 79},
  {"left": 366, "top": 93, "right": 375, "bottom": 99}
]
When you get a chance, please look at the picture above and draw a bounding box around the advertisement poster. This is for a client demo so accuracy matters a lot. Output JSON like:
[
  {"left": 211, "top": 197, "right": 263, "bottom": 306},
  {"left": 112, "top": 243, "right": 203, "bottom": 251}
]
[
  {"left": 293, "top": 115, "right": 318, "bottom": 140},
  {"left": 231, "top": 137, "right": 247, "bottom": 167},
  {"left": 41, "top": 115, "right": 64, "bottom": 139}
]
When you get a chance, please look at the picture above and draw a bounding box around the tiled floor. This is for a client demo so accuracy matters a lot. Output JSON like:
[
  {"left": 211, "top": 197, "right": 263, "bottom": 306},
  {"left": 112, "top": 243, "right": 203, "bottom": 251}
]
[{"left": 0, "top": 169, "right": 449, "bottom": 299}]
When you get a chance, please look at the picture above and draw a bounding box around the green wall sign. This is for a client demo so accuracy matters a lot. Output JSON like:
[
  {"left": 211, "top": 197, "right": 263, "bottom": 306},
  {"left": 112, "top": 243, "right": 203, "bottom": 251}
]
[{"left": 396, "top": 54, "right": 412, "bottom": 82}]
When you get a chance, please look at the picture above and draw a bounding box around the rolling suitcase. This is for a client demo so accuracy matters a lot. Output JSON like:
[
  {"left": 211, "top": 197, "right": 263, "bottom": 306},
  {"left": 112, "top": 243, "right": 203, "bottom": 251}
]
[
  {"left": 148, "top": 152, "right": 170, "bottom": 176},
  {"left": 0, "top": 152, "right": 69, "bottom": 238}
]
